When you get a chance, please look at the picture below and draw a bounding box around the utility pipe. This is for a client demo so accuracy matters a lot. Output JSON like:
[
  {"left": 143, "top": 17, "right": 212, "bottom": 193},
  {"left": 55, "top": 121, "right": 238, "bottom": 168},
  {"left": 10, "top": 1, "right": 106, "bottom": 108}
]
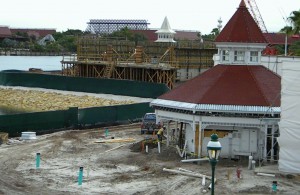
[
  {"left": 36, "top": 153, "right": 40, "bottom": 169},
  {"left": 78, "top": 167, "right": 84, "bottom": 185},
  {"left": 257, "top": 172, "right": 275, "bottom": 177},
  {"left": 158, "top": 142, "right": 161, "bottom": 154},
  {"left": 163, "top": 168, "right": 212, "bottom": 180},
  {"left": 181, "top": 158, "right": 209, "bottom": 163},
  {"left": 248, "top": 156, "right": 253, "bottom": 170},
  {"left": 178, "top": 168, "right": 193, "bottom": 173}
]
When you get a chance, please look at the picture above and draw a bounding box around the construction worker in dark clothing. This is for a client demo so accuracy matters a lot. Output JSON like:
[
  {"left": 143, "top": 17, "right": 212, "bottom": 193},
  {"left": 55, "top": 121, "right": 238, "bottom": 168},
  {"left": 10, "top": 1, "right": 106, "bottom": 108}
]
[{"left": 157, "top": 127, "right": 164, "bottom": 142}]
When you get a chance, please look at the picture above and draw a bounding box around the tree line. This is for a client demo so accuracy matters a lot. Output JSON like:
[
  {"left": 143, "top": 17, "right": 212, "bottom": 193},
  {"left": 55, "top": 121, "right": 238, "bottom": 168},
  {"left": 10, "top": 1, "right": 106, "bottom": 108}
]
[
  {"left": 0, "top": 9, "right": 299, "bottom": 55},
  {"left": 0, "top": 29, "right": 86, "bottom": 53}
]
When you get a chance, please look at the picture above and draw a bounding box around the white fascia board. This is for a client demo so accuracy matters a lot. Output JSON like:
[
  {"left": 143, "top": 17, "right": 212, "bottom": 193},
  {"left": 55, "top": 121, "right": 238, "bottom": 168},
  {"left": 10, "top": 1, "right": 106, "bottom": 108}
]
[
  {"left": 151, "top": 99, "right": 281, "bottom": 114},
  {"left": 215, "top": 42, "right": 267, "bottom": 49},
  {"left": 150, "top": 99, "right": 197, "bottom": 112}
]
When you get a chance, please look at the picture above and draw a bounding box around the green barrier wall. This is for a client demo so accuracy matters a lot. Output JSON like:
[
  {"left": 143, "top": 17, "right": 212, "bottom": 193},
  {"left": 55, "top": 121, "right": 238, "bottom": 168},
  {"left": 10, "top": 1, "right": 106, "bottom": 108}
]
[
  {"left": 0, "top": 107, "right": 78, "bottom": 137},
  {"left": 78, "top": 102, "right": 153, "bottom": 125},
  {"left": 0, "top": 72, "right": 169, "bottom": 98},
  {"left": 0, "top": 103, "right": 153, "bottom": 137}
]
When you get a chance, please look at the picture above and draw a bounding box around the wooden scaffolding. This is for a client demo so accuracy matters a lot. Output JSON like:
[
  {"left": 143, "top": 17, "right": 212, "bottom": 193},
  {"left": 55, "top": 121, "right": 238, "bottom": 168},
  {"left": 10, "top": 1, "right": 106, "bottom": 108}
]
[{"left": 61, "top": 36, "right": 217, "bottom": 89}]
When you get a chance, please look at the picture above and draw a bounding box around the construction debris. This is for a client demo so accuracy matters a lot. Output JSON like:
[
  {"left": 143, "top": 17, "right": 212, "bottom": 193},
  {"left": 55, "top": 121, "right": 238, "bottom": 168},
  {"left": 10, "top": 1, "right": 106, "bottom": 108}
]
[
  {"left": 0, "top": 132, "right": 8, "bottom": 144},
  {"left": 95, "top": 138, "right": 135, "bottom": 143}
]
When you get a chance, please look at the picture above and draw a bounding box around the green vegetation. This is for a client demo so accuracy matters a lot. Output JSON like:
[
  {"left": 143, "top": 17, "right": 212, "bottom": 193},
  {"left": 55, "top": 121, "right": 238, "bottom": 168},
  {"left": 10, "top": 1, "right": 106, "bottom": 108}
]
[
  {"left": 0, "top": 28, "right": 148, "bottom": 53},
  {"left": 200, "top": 28, "right": 220, "bottom": 42},
  {"left": 279, "top": 9, "right": 300, "bottom": 56},
  {"left": 102, "top": 27, "right": 148, "bottom": 44},
  {"left": 0, "top": 29, "right": 86, "bottom": 53}
]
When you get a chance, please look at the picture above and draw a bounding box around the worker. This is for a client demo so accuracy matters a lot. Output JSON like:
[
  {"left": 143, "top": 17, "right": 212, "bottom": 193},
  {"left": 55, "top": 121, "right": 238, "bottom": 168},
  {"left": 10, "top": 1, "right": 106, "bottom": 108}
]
[{"left": 157, "top": 126, "right": 164, "bottom": 142}]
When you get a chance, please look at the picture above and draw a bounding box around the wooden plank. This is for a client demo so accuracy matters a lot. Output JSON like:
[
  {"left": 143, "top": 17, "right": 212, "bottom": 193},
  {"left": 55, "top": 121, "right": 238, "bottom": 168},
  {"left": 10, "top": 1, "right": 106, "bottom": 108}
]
[{"left": 95, "top": 138, "right": 135, "bottom": 143}]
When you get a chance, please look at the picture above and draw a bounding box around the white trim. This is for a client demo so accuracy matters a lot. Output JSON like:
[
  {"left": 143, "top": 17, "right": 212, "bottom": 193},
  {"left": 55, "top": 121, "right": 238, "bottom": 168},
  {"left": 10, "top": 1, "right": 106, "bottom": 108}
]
[{"left": 150, "top": 99, "right": 280, "bottom": 114}]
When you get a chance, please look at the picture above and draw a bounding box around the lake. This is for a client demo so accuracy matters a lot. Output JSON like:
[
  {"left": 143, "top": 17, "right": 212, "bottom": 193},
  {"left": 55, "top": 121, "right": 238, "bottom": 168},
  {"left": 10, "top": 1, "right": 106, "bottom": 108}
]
[
  {"left": 0, "top": 56, "right": 63, "bottom": 115},
  {"left": 0, "top": 56, "right": 63, "bottom": 71}
]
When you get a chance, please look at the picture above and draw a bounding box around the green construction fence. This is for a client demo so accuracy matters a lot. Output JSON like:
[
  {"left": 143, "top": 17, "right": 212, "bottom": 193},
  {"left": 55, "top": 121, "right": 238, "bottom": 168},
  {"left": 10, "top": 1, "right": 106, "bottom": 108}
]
[
  {"left": 0, "top": 107, "right": 78, "bottom": 137},
  {"left": 78, "top": 102, "right": 154, "bottom": 125},
  {"left": 0, "top": 72, "right": 169, "bottom": 98},
  {"left": 0, "top": 103, "right": 153, "bottom": 137}
]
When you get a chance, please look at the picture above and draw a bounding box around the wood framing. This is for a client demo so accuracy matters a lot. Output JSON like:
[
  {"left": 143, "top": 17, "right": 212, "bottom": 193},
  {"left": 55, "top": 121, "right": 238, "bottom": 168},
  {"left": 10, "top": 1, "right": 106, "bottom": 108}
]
[{"left": 61, "top": 36, "right": 217, "bottom": 89}]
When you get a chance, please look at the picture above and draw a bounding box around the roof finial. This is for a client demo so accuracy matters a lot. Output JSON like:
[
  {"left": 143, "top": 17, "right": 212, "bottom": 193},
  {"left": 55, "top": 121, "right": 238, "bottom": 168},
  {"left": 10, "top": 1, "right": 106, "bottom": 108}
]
[{"left": 239, "top": 0, "right": 246, "bottom": 7}]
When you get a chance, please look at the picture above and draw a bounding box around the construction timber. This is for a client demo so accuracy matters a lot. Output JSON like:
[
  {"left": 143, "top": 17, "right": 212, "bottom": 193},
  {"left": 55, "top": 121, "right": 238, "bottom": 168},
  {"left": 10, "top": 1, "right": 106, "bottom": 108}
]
[{"left": 61, "top": 36, "right": 217, "bottom": 89}]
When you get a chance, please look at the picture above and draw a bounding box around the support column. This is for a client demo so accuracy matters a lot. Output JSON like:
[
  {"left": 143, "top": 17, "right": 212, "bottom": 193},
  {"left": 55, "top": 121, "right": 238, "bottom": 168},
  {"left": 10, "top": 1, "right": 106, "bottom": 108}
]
[
  {"left": 263, "top": 125, "right": 268, "bottom": 162},
  {"left": 271, "top": 124, "right": 275, "bottom": 162},
  {"left": 175, "top": 121, "right": 179, "bottom": 143},
  {"left": 167, "top": 121, "right": 170, "bottom": 147},
  {"left": 192, "top": 115, "right": 196, "bottom": 156},
  {"left": 198, "top": 121, "right": 202, "bottom": 158}
]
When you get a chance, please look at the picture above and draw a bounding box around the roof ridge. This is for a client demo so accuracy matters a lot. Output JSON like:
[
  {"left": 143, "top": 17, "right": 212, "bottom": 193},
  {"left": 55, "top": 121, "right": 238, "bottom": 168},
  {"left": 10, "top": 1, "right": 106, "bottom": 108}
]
[
  {"left": 257, "top": 66, "right": 281, "bottom": 107},
  {"left": 247, "top": 66, "right": 270, "bottom": 106},
  {"left": 199, "top": 65, "right": 229, "bottom": 102}
]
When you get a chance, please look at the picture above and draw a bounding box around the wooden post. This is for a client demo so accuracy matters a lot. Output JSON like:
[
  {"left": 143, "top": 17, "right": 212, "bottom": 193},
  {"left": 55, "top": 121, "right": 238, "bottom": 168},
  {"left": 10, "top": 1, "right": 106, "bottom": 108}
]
[{"left": 167, "top": 122, "right": 170, "bottom": 147}]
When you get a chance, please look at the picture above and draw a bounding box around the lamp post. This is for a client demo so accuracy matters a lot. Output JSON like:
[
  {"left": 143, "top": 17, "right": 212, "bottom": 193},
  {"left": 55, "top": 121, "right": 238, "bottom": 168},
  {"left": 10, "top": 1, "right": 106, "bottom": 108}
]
[{"left": 207, "top": 134, "right": 222, "bottom": 195}]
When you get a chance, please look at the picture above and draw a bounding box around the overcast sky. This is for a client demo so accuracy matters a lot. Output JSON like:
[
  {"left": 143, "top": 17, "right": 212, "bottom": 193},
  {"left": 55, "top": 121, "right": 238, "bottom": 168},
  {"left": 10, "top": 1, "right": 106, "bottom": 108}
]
[{"left": 1, "top": 0, "right": 299, "bottom": 34}]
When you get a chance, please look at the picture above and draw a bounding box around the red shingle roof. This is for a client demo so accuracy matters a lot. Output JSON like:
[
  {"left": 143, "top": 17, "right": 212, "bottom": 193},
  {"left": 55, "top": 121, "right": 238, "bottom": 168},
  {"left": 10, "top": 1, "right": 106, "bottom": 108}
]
[
  {"left": 0, "top": 26, "right": 12, "bottom": 38},
  {"left": 264, "top": 33, "right": 300, "bottom": 45},
  {"left": 131, "top": 30, "right": 157, "bottom": 41},
  {"left": 159, "top": 65, "right": 281, "bottom": 107},
  {"left": 215, "top": 0, "right": 267, "bottom": 43},
  {"left": 174, "top": 31, "right": 199, "bottom": 40}
]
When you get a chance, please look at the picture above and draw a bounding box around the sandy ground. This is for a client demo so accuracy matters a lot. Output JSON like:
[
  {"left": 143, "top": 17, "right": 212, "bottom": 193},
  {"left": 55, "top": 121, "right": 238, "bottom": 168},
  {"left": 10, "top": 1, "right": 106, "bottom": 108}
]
[{"left": 0, "top": 123, "right": 300, "bottom": 195}]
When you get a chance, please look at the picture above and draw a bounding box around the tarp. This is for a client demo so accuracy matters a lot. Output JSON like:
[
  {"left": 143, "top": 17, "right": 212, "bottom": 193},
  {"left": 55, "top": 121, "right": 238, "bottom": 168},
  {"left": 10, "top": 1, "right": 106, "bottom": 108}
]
[{"left": 278, "top": 61, "right": 300, "bottom": 173}]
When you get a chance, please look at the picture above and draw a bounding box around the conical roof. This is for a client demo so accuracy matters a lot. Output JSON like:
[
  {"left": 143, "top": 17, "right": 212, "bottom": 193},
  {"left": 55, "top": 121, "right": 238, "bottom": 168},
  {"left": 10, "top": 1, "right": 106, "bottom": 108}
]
[
  {"left": 155, "top": 16, "right": 175, "bottom": 34},
  {"left": 215, "top": 0, "right": 267, "bottom": 43}
]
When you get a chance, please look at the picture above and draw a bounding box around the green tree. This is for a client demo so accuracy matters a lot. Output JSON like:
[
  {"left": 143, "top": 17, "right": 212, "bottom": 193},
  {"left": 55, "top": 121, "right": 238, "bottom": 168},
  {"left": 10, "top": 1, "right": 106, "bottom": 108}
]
[
  {"left": 211, "top": 28, "right": 220, "bottom": 37},
  {"left": 289, "top": 41, "right": 300, "bottom": 56},
  {"left": 132, "top": 33, "right": 147, "bottom": 45},
  {"left": 288, "top": 9, "right": 300, "bottom": 34},
  {"left": 102, "top": 27, "right": 148, "bottom": 44},
  {"left": 30, "top": 43, "right": 45, "bottom": 52},
  {"left": 45, "top": 42, "right": 63, "bottom": 52},
  {"left": 1, "top": 38, "right": 18, "bottom": 48},
  {"left": 107, "top": 27, "right": 133, "bottom": 40},
  {"left": 52, "top": 29, "right": 85, "bottom": 52}
]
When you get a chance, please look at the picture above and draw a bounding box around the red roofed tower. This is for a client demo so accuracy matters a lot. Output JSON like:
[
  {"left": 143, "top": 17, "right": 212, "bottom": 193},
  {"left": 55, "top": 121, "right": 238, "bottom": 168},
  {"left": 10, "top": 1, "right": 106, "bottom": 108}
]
[{"left": 213, "top": 0, "right": 268, "bottom": 65}]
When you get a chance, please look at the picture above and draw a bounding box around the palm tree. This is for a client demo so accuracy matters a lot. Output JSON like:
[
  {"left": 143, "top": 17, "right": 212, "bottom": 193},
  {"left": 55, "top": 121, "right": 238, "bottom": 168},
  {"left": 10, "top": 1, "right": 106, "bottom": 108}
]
[
  {"left": 280, "top": 26, "right": 293, "bottom": 35},
  {"left": 288, "top": 10, "right": 300, "bottom": 34},
  {"left": 280, "top": 26, "right": 293, "bottom": 56}
]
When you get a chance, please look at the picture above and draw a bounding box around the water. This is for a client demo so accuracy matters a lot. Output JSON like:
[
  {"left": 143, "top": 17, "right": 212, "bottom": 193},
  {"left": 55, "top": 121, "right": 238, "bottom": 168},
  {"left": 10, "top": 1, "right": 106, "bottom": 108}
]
[
  {"left": 0, "top": 56, "right": 63, "bottom": 71},
  {"left": 0, "top": 56, "right": 63, "bottom": 115}
]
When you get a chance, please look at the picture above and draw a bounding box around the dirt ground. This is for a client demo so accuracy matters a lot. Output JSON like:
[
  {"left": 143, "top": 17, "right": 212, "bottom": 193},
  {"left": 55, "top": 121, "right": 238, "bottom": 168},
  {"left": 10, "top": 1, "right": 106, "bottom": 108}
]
[{"left": 0, "top": 123, "right": 300, "bottom": 195}]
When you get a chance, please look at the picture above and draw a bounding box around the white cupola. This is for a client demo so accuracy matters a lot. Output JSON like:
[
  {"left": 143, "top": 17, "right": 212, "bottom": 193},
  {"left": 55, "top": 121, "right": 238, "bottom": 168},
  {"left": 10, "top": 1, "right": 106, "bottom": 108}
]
[{"left": 155, "top": 16, "right": 176, "bottom": 43}]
